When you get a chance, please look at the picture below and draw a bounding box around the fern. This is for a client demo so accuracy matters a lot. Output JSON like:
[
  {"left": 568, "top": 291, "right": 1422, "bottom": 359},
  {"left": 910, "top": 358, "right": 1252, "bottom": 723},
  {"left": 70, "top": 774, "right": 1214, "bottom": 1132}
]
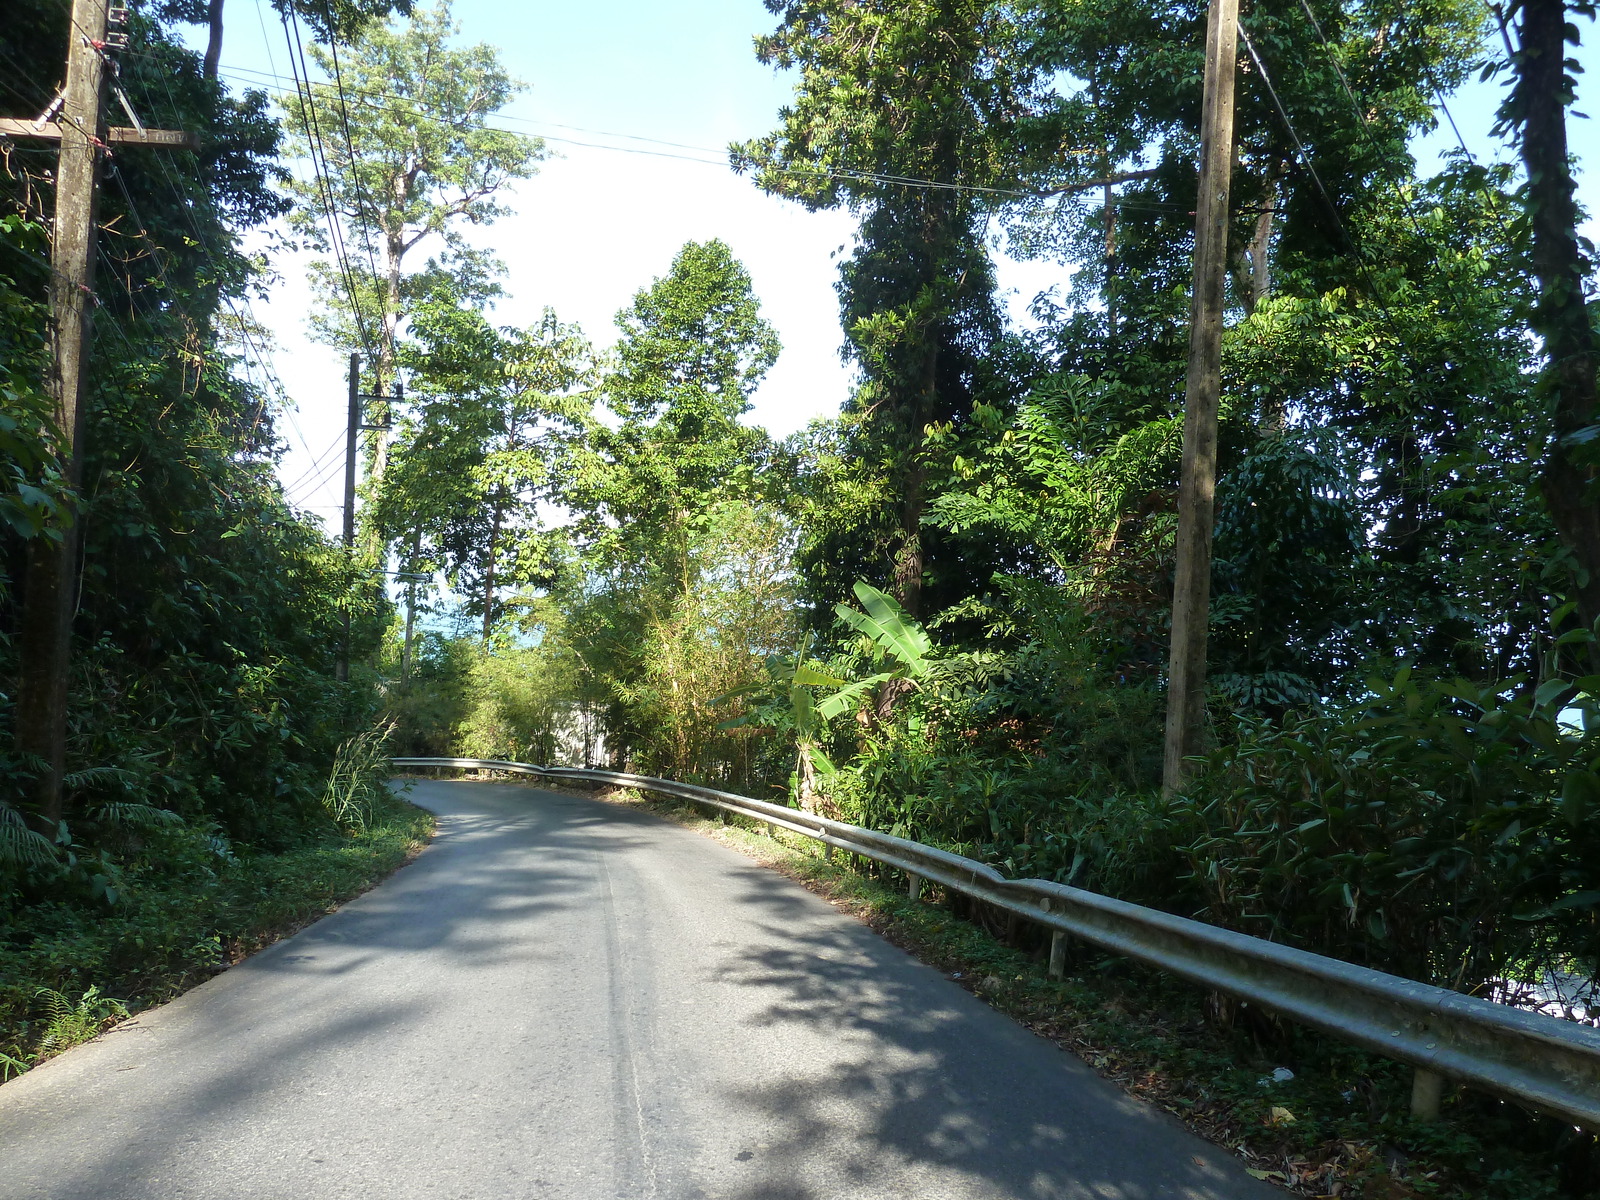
[
  {"left": 61, "top": 765, "right": 136, "bottom": 791},
  {"left": 0, "top": 800, "right": 58, "bottom": 872},
  {"left": 34, "top": 986, "right": 129, "bottom": 1055},
  {"left": 87, "top": 802, "right": 184, "bottom": 831}
]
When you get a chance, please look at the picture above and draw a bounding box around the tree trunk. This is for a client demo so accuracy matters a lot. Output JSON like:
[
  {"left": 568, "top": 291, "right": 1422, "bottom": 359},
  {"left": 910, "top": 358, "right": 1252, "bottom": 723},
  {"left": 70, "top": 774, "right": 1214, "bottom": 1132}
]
[
  {"left": 1250, "top": 163, "right": 1285, "bottom": 430},
  {"left": 1104, "top": 181, "right": 1118, "bottom": 344},
  {"left": 373, "top": 226, "right": 404, "bottom": 485},
  {"left": 1089, "top": 79, "right": 1118, "bottom": 346},
  {"left": 203, "top": 0, "right": 224, "bottom": 81},
  {"left": 892, "top": 464, "right": 925, "bottom": 619},
  {"left": 1247, "top": 164, "right": 1283, "bottom": 315},
  {"left": 797, "top": 743, "right": 819, "bottom": 812},
  {"left": 1515, "top": 0, "right": 1600, "bottom": 652}
]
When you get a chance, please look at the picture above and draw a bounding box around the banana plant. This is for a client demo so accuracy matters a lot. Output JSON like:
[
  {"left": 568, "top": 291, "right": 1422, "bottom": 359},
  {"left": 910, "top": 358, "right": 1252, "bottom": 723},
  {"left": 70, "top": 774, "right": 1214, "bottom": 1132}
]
[
  {"left": 833, "top": 581, "right": 931, "bottom": 679},
  {"left": 719, "top": 632, "right": 848, "bottom": 810},
  {"left": 720, "top": 583, "right": 936, "bottom": 809}
]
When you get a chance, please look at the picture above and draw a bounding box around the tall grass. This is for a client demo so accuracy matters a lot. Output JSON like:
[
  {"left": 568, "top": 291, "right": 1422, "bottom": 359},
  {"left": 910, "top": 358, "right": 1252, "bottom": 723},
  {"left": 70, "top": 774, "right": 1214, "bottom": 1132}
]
[{"left": 320, "top": 718, "right": 397, "bottom": 834}]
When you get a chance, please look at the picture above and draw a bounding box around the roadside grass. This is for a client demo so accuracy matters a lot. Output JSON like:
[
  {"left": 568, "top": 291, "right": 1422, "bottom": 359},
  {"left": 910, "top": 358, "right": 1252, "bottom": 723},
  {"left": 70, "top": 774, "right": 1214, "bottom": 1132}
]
[
  {"left": 572, "top": 781, "right": 1596, "bottom": 1200},
  {"left": 0, "top": 787, "right": 433, "bottom": 1078}
]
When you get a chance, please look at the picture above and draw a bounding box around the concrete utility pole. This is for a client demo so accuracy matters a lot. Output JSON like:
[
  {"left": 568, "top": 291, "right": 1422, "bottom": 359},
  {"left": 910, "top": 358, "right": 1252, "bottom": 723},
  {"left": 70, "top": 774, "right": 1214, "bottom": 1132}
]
[
  {"left": 14, "top": 0, "right": 112, "bottom": 825},
  {"left": 338, "top": 352, "right": 360, "bottom": 683},
  {"left": 337, "top": 353, "right": 398, "bottom": 684},
  {"left": 1162, "top": 0, "right": 1240, "bottom": 795}
]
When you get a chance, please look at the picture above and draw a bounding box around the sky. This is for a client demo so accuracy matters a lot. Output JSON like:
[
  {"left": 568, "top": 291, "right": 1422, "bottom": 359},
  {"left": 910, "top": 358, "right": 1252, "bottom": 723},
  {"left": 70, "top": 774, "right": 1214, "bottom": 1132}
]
[{"left": 183, "top": 0, "right": 1598, "bottom": 532}]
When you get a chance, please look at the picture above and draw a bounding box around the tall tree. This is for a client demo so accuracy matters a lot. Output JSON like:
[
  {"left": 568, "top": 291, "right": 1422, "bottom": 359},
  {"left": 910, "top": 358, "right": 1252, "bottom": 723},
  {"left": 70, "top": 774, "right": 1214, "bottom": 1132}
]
[
  {"left": 154, "top": 0, "right": 411, "bottom": 81},
  {"left": 734, "top": 0, "right": 1041, "bottom": 621},
  {"left": 557, "top": 241, "right": 788, "bottom": 775},
  {"left": 565, "top": 239, "right": 780, "bottom": 598},
  {"left": 374, "top": 292, "right": 594, "bottom": 646},
  {"left": 284, "top": 0, "right": 543, "bottom": 472},
  {"left": 1499, "top": 0, "right": 1600, "bottom": 654}
]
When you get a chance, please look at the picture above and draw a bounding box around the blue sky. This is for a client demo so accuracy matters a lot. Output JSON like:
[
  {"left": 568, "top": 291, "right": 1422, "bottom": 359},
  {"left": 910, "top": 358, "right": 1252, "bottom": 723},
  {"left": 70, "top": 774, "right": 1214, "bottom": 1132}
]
[{"left": 185, "top": 0, "right": 1597, "bottom": 528}]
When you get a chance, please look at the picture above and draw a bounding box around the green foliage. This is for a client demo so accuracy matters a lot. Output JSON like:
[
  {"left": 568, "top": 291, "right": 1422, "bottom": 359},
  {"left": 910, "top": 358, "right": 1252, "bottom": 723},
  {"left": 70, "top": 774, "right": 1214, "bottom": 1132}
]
[
  {"left": 450, "top": 642, "right": 580, "bottom": 763},
  {"left": 543, "top": 241, "right": 797, "bottom": 785},
  {"left": 736, "top": 0, "right": 1033, "bottom": 618},
  {"left": 377, "top": 299, "right": 595, "bottom": 637},
  {"left": 0, "top": 0, "right": 406, "bottom": 1062},
  {"left": 0, "top": 221, "right": 65, "bottom": 547},
  {"left": 1176, "top": 668, "right": 1600, "bottom": 989},
  {"left": 0, "top": 799, "right": 59, "bottom": 874},
  {"left": 33, "top": 985, "right": 129, "bottom": 1056},
  {"left": 0, "top": 791, "right": 431, "bottom": 1074}
]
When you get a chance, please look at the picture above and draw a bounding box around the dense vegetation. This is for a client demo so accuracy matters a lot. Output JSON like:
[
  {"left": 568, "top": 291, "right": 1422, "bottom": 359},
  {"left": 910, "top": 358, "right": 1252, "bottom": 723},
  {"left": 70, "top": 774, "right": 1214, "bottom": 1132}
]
[
  {"left": 2, "top": 0, "right": 1598, "bottom": 1190},
  {"left": 0, "top": 0, "right": 420, "bottom": 1067},
  {"left": 379, "top": 0, "right": 1600, "bottom": 1007},
  {"left": 374, "top": 4, "right": 1600, "bottom": 1180}
]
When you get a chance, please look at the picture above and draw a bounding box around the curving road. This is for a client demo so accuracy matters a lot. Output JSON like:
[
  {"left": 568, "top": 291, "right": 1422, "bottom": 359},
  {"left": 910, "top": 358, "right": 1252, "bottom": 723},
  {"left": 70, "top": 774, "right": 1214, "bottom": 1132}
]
[{"left": 0, "top": 780, "right": 1280, "bottom": 1199}]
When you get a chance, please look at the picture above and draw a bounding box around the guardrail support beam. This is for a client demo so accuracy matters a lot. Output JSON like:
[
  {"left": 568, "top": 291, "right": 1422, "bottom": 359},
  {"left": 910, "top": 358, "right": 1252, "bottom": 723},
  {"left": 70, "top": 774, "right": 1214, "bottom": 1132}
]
[
  {"left": 1049, "top": 931, "right": 1068, "bottom": 980},
  {"left": 1411, "top": 1068, "right": 1444, "bottom": 1122},
  {"left": 908, "top": 872, "right": 922, "bottom": 902}
]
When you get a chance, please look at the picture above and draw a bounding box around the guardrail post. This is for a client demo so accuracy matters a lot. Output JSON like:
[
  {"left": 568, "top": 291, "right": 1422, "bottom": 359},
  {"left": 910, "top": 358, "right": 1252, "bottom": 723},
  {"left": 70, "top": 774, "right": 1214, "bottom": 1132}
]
[
  {"left": 1049, "top": 931, "right": 1068, "bottom": 980},
  {"left": 908, "top": 872, "right": 922, "bottom": 902},
  {"left": 1411, "top": 1068, "right": 1444, "bottom": 1121},
  {"left": 824, "top": 842, "right": 835, "bottom": 862}
]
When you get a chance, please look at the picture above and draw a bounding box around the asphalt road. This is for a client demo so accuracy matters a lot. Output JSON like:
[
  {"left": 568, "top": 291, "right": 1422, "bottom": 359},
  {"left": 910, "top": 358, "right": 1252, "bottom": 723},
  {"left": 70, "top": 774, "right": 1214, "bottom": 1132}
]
[{"left": 0, "top": 780, "right": 1281, "bottom": 1200}]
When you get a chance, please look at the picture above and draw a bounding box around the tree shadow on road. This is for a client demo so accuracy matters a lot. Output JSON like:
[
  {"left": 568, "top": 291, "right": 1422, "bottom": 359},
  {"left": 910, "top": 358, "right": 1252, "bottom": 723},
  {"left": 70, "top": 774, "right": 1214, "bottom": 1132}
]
[{"left": 694, "top": 861, "right": 1277, "bottom": 1200}]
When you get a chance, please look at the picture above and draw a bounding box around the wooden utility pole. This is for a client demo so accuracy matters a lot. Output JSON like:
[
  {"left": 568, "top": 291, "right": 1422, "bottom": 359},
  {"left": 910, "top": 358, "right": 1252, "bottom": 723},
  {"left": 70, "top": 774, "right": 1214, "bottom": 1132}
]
[
  {"left": 14, "top": 0, "right": 112, "bottom": 825},
  {"left": 1162, "top": 0, "right": 1240, "bottom": 795},
  {"left": 9, "top": 5, "right": 195, "bottom": 823}
]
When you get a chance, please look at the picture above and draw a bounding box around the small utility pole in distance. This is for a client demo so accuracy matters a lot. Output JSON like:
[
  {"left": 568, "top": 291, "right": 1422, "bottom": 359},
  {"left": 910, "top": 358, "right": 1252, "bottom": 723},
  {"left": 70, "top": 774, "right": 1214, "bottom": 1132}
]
[
  {"left": 337, "top": 352, "right": 398, "bottom": 684},
  {"left": 338, "top": 351, "right": 360, "bottom": 683},
  {"left": 1162, "top": 0, "right": 1240, "bottom": 796}
]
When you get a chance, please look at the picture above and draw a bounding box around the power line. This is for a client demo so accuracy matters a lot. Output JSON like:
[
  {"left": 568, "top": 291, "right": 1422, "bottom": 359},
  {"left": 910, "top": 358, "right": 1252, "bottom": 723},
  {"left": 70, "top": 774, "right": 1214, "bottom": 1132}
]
[
  {"left": 283, "top": 429, "right": 346, "bottom": 490},
  {"left": 83, "top": 17, "right": 380, "bottom": 513},
  {"left": 118, "top": 70, "right": 312, "bottom": 457},
  {"left": 283, "top": 430, "right": 350, "bottom": 500},
  {"left": 1236, "top": 24, "right": 1354, "bottom": 253},
  {"left": 203, "top": 60, "right": 1123, "bottom": 200},
  {"left": 321, "top": 28, "right": 385, "bottom": 312},
  {"left": 280, "top": 4, "right": 375, "bottom": 355},
  {"left": 58, "top": 42, "right": 322, "bottom": 473}
]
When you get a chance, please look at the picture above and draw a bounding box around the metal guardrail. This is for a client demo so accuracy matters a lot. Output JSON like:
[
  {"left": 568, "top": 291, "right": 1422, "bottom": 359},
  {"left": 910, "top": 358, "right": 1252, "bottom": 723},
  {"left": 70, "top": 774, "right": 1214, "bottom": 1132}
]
[{"left": 393, "top": 756, "right": 1600, "bottom": 1132}]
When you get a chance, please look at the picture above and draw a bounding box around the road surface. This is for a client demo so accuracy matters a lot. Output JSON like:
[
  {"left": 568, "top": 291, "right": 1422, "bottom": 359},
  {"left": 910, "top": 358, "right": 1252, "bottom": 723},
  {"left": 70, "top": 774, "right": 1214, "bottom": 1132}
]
[{"left": 0, "top": 779, "right": 1280, "bottom": 1199}]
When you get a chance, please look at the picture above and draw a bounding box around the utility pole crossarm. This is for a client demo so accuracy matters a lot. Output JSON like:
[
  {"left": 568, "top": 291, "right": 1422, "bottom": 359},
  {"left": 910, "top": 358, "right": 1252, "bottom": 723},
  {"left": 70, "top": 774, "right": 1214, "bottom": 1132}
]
[{"left": 0, "top": 117, "right": 198, "bottom": 150}]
